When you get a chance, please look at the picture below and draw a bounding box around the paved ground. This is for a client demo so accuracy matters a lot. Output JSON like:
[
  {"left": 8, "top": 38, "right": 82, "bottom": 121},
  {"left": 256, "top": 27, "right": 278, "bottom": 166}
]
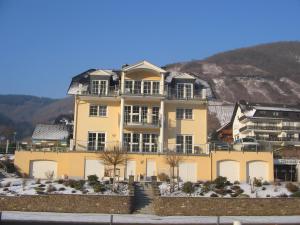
[{"left": 1, "top": 212, "right": 300, "bottom": 224}]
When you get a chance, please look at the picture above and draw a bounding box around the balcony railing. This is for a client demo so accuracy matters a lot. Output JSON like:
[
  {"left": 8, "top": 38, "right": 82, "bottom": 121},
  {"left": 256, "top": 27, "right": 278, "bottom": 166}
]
[
  {"left": 249, "top": 136, "right": 300, "bottom": 143},
  {"left": 124, "top": 120, "right": 160, "bottom": 128},
  {"left": 81, "top": 86, "right": 120, "bottom": 97},
  {"left": 240, "top": 125, "right": 300, "bottom": 133}
]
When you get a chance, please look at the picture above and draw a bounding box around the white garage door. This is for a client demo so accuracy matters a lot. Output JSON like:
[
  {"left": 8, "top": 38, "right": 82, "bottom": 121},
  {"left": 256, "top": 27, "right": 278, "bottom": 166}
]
[
  {"left": 126, "top": 160, "right": 136, "bottom": 179},
  {"left": 84, "top": 159, "right": 104, "bottom": 180},
  {"left": 247, "top": 161, "right": 268, "bottom": 182},
  {"left": 146, "top": 160, "right": 156, "bottom": 177},
  {"left": 179, "top": 162, "right": 197, "bottom": 182},
  {"left": 217, "top": 160, "right": 240, "bottom": 182},
  {"left": 30, "top": 160, "right": 57, "bottom": 179}
]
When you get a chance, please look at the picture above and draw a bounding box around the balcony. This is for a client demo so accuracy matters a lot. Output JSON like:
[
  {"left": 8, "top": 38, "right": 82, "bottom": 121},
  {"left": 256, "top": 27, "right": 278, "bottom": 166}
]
[
  {"left": 239, "top": 125, "right": 300, "bottom": 133},
  {"left": 251, "top": 136, "right": 300, "bottom": 143},
  {"left": 165, "top": 88, "right": 205, "bottom": 101},
  {"left": 81, "top": 86, "right": 120, "bottom": 97},
  {"left": 124, "top": 120, "right": 161, "bottom": 129}
]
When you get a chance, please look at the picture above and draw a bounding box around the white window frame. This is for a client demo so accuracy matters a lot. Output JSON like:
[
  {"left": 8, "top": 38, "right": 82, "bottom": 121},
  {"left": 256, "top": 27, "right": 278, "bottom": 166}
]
[
  {"left": 88, "top": 132, "right": 106, "bottom": 151},
  {"left": 124, "top": 80, "right": 160, "bottom": 95},
  {"left": 176, "top": 108, "right": 193, "bottom": 120},
  {"left": 176, "top": 83, "right": 193, "bottom": 99},
  {"left": 89, "top": 104, "right": 107, "bottom": 117},
  {"left": 91, "top": 80, "right": 108, "bottom": 95},
  {"left": 176, "top": 135, "right": 193, "bottom": 153}
]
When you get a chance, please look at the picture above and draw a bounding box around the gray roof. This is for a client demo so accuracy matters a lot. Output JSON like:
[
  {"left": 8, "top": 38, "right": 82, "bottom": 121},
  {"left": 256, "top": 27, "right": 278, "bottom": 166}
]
[{"left": 32, "top": 124, "right": 69, "bottom": 141}]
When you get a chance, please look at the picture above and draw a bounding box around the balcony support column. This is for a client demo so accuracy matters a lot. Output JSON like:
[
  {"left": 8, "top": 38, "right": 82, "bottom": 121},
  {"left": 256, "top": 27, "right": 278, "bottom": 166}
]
[
  {"left": 120, "top": 97, "right": 124, "bottom": 149},
  {"left": 160, "top": 100, "right": 165, "bottom": 152}
]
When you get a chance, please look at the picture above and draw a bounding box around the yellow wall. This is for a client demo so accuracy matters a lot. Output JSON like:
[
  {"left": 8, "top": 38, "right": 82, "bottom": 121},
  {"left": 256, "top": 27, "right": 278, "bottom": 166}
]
[
  {"left": 124, "top": 70, "right": 161, "bottom": 81},
  {"left": 14, "top": 151, "right": 274, "bottom": 182},
  {"left": 165, "top": 103, "right": 207, "bottom": 147},
  {"left": 75, "top": 99, "right": 121, "bottom": 150}
]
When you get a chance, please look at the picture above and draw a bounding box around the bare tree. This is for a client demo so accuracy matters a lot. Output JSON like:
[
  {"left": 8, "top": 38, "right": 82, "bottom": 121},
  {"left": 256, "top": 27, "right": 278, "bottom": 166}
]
[
  {"left": 165, "top": 151, "right": 182, "bottom": 192},
  {"left": 99, "top": 146, "right": 128, "bottom": 190}
]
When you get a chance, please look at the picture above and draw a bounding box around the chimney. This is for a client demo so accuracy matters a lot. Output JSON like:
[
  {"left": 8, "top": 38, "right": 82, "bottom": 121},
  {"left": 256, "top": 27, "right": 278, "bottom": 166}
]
[{"left": 201, "top": 88, "right": 207, "bottom": 99}]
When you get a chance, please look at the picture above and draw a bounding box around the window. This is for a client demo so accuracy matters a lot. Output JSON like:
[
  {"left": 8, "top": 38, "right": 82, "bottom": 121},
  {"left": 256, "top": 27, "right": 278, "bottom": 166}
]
[
  {"left": 125, "top": 81, "right": 133, "bottom": 94},
  {"left": 99, "top": 106, "right": 107, "bottom": 117},
  {"left": 272, "top": 111, "right": 279, "bottom": 117},
  {"left": 88, "top": 132, "right": 105, "bottom": 151},
  {"left": 132, "top": 106, "right": 140, "bottom": 123},
  {"left": 176, "top": 83, "right": 193, "bottom": 99},
  {"left": 132, "top": 133, "right": 140, "bottom": 152},
  {"left": 176, "top": 135, "right": 193, "bottom": 153},
  {"left": 134, "top": 81, "right": 141, "bottom": 94},
  {"left": 89, "top": 105, "right": 107, "bottom": 117},
  {"left": 91, "top": 80, "right": 107, "bottom": 95},
  {"left": 143, "top": 81, "right": 151, "bottom": 94},
  {"left": 124, "top": 106, "right": 131, "bottom": 123},
  {"left": 176, "top": 108, "right": 193, "bottom": 119},
  {"left": 142, "top": 133, "right": 158, "bottom": 152},
  {"left": 141, "top": 107, "right": 148, "bottom": 123},
  {"left": 89, "top": 105, "right": 98, "bottom": 116},
  {"left": 123, "top": 133, "right": 131, "bottom": 151},
  {"left": 152, "top": 107, "right": 159, "bottom": 125},
  {"left": 152, "top": 82, "right": 160, "bottom": 95}
]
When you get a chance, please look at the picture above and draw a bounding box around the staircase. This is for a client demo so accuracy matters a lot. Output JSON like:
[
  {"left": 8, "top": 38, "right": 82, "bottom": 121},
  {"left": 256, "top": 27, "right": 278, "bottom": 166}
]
[{"left": 133, "top": 183, "right": 155, "bottom": 214}]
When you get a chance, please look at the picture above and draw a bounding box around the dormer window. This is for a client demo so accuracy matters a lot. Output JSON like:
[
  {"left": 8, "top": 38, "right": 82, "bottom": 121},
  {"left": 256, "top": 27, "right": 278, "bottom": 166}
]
[
  {"left": 176, "top": 83, "right": 193, "bottom": 99},
  {"left": 91, "top": 80, "right": 108, "bottom": 95}
]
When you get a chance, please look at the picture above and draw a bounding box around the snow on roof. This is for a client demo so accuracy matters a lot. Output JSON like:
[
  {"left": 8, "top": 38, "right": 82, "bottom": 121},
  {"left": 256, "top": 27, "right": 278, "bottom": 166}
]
[
  {"left": 165, "top": 72, "right": 196, "bottom": 83},
  {"left": 32, "top": 124, "right": 69, "bottom": 141}
]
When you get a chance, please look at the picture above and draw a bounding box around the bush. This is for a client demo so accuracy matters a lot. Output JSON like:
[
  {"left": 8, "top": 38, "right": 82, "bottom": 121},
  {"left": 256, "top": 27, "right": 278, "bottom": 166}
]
[
  {"left": 210, "top": 193, "right": 218, "bottom": 197},
  {"left": 262, "top": 181, "right": 270, "bottom": 185},
  {"left": 262, "top": 187, "right": 266, "bottom": 191},
  {"left": 57, "top": 179, "right": 64, "bottom": 184},
  {"left": 253, "top": 178, "right": 262, "bottom": 187},
  {"left": 213, "top": 176, "right": 227, "bottom": 189},
  {"left": 73, "top": 180, "right": 86, "bottom": 190},
  {"left": 88, "top": 175, "right": 99, "bottom": 186},
  {"left": 58, "top": 187, "right": 66, "bottom": 191},
  {"left": 182, "top": 182, "right": 194, "bottom": 194},
  {"left": 93, "top": 183, "right": 106, "bottom": 193},
  {"left": 47, "top": 185, "right": 57, "bottom": 193},
  {"left": 215, "top": 188, "right": 227, "bottom": 195},
  {"left": 235, "top": 188, "right": 244, "bottom": 195},
  {"left": 231, "top": 185, "right": 241, "bottom": 190},
  {"left": 157, "top": 173, "right": 169, "bottom": 182},
  {"left": 266, "top": 194, "right": 270, "bottom": 197},
  {"left": 36, "top": 179, "right": 41, "bottom": 184},
  {"left": 290, "top": 191, "right": 300, "bottom": 197},
  {"left": 38, "top": 184, "right": 46, "bottom": 188},
  {"left": 285, "top": 183, "right": 299, "bottom": 193},
  {"left": 230, "top": 193, "right": 238, "bottom": 197},
  {"left": 72, "top": 190, "right": 76, "bottom": 193},
  {"left": 3, "top": 187, "right": 9, "bottom": 191},
  {"left": 233, "top": 181, "right": 240, "bottom": 185}
]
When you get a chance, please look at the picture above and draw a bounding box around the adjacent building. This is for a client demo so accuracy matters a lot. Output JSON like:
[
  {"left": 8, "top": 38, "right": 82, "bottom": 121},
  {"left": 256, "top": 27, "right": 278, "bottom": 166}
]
[{"left": 232, "top": 100, "right": 300, "bottom": 147}]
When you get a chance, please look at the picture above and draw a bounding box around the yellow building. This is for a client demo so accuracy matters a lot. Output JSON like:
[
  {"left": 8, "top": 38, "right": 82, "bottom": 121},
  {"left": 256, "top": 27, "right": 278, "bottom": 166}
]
[{"left": 14, "top": 61, "right": 274, "bottom": 182}]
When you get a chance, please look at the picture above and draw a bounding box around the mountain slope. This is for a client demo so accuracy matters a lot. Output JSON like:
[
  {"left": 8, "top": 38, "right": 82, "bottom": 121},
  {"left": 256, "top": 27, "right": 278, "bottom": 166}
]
[
  {"left": 166, "top": 41, "right": 300, "bottom": 104},
  {"left": 0, "top": 95, "right": 73, "bottom": 140}
]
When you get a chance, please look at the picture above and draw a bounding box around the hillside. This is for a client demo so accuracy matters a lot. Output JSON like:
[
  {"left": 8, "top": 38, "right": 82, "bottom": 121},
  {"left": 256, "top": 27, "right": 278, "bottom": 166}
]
[
  {"left": 166, "top": 41, "right": 300, "bottom": 104},
  {"left": 0, "top": 95, "right": 73, "bottom": 140}
]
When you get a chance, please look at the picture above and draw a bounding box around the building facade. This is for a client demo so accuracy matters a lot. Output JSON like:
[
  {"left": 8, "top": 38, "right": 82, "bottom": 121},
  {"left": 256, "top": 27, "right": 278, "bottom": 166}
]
[
  {"left": 14, "top": 62, "right": 274, "bottom": 183},
  {"left": 68, "top": 61, "right": 208, "bottom": 154},
  {"left": 232, "top": 100, "right": 300, "bottom": 147}
]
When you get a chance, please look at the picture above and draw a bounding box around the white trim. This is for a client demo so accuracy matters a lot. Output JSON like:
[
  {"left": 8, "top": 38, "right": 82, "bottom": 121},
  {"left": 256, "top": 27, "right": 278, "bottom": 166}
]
[{"left": 122, "top": 60, "right": 166, "bottom": 73}]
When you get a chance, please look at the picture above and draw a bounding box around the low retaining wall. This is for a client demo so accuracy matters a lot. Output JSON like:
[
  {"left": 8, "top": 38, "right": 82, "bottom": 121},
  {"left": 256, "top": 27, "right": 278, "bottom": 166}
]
[
  {"left": 0, "top": 194, "right": 133, "bottom": 214},
  {"left": 154, "top": 197, "right": 300, "bottom": 216}
]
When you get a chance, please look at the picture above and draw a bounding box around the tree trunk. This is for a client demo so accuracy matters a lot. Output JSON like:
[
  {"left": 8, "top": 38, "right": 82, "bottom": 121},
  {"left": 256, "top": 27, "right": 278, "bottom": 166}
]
[{"left": 113, "top": 165, "right": 116, "bottom": 191}]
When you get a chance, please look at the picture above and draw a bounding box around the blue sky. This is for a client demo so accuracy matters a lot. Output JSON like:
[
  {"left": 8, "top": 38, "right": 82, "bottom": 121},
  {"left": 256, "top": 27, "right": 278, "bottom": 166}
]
[{"left": 0, "top": 0, "right": 300, "bottom": 98}]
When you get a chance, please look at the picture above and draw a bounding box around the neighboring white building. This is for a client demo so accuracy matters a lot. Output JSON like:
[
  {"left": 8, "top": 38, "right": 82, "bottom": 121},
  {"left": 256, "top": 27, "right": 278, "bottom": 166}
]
[{"left": 231, "top": 100, "right": 300, "bottom": 147}]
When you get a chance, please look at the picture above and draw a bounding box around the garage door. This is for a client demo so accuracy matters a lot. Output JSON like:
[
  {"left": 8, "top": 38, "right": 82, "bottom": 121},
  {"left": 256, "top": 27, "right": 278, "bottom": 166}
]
[
  {"left": 217, "top": 160, "right": 240, "bottom": 182},
  {"left": 247, "top": 161, "right": 268, "bottom": 182},
  {"left": 146, "top": 160, "right": 156, "bottom": 177},
  {"left": 30, "top": 160, "right": 57, "bottom": 179},
  {"left": 179, "top": 162, "right": 197, "bottom": 182},
  {"left": 126, "top": 160, "right": 136, "bottom": 179},
  {"left": 84, "top": 159, "right": 104, "bottom": 180}
]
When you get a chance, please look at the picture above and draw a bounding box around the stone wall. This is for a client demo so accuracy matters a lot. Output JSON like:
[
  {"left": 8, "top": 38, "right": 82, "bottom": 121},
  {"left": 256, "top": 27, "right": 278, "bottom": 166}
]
[
  {"left": 0, "top": 195, "right": 133, "bottom": 214},
  {"left": 154, "top": 197, "right": 300, "bottom": 216}
]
